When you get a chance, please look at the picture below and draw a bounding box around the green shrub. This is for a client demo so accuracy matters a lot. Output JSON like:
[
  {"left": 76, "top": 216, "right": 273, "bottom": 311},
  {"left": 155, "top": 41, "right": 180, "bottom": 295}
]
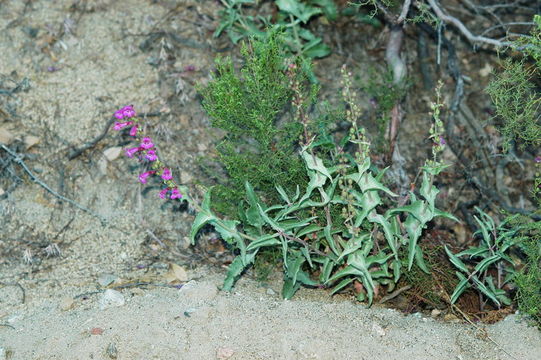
[{"left": 199, "top": 33, "right": 308, "bottom": 217}]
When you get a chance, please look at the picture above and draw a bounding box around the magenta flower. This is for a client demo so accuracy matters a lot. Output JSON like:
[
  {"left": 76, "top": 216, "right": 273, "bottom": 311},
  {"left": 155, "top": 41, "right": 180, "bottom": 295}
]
[
  {"left": 122, "top": 105, "right": 136, "bottom": 118},
  {"left": 140, "top": 137, "right": 154, "bottom": 150},
  {"left": 170, "top": 187, "right": 182, "bottom": 199},
  {"left": 114, "top": 109, "right": 125, "bottom": 120},
  {"left": 139, "top": 171, "right": 154, "bottom": 184},
  {"left": 161, "top": 168, "right": 172, "bottom": 180},
  {"left": 159, "top": 188, "right": 169, "bottom": 199},
  {"left": 125, "top": 147, "right": 141, "bottom": 158},
  {"left": 145, "top": 149, "right": 158, "bottom": 161},
  {"left": 536, "top": 156, "right": 541, "bottom": 163},
  {"left": 129, "top": 125, "right": 138, "bottom": 137},
  {"left": 114, "top": 121, "right": 133, "bottom": 130}
]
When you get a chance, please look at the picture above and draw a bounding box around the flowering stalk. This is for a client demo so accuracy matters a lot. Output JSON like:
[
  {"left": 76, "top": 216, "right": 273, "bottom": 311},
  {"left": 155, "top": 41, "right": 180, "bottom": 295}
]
[{"left": 112, "top": 105, "right": 182, "bottom": 200}]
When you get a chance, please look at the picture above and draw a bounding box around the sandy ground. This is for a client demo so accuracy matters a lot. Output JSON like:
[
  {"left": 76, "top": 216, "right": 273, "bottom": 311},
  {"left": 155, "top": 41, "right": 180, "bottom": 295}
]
[
  {"left": 0, "top": 1, "right": 540, "bottom": 359},
  {"left": 2, "top": 268, "right": 541, "bottom": 360}
]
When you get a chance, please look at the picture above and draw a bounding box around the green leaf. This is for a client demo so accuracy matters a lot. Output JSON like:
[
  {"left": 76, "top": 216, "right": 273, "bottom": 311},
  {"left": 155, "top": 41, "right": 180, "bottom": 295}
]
[
  {"left": 450, "top": 272, "right": 470, "bottom": 304},
  {"left": 414, "top": 245, "right": 430, "bottom": 273},
  {"left": 473, "top": 254, "right": 501, "bottom": 274},
  {"left": 282, "top": 277, "right": 302, "bottom": 299},
  {"left": 358, "top": 172, "right": 398, "bottom": 197},
  {"left": 311, "top": 0, "right": 338, "bottom": 20},
  {"left": 472, "top": 276, "right": 500, "bottom": 306},
  {"left": 445, "top": 246, "right": 470, "bottom": 273},
  {"left": 189, "top": 191, "right": 214, "bottom": 245},
  {"left": 276, "top": 0, "right": 322, "bottom": 23},
  {"left": 302, "top": 151, "right": 332, "bottom": 181},
  {"left": 246, "top": 234, "right": 280, "bottom": 251},
  {"left": 320, "top": 257, "right": 335, "bottom": 283},
  {"left": 223, "top": 256, "right": 249, "bottom": 291},
  {"left": 474, "top": 214, "right": 492, "bottom": 248},
  {"left": 303, "top": 42, "right": 331, "bottom": 59},
  {"left": 324, "top": 224, "right": 340, "bottom": 256},
  {"left": 275, "top": 185, "right": 290, "bottom": 204},
  {"left": 213, "top": 219, "right": 241, "bottom": 246},
  {"left": 330, "top": 277, "right": 354, "bottom": 295},
  {"left": 337, "top": 232, "right": 371, "bottom": 262},
  {"left": 456, "top": 246, "right": 489, "bottom": 258},
  {"left": 367, "top": 212, "right": 398, "bottom": 258},
  {"left": 296, "top": 223, "right": 323, "bottom": 238}
]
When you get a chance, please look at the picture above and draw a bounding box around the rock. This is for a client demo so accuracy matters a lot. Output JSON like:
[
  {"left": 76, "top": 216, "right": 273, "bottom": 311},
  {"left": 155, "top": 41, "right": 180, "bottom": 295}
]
[
  {"left": 103, "top": 146, "right": 122, "bottom": 161},
  {"left": 0, "top": 188, "right": 5, "bottom": 196},
  {"left": 443, "top": 313, "right": 459, "bottom": 322},
  {"left": 266, "top": 288, "right": 276, "bottom": 296},
  {"left": 431, "top": 309, "right": 442, "bottom": 318},
  {"left": 98, "top": 273, "right": 118, "bottom": 287},
  {"left": 371, "top": 322, "right": 386, "bottom": 337},
  {"left": 99, "top": 289, "right": 125, "bottom": 310},
  {"left": 60, "top": 297, "right": 75, "bottom": 311}
]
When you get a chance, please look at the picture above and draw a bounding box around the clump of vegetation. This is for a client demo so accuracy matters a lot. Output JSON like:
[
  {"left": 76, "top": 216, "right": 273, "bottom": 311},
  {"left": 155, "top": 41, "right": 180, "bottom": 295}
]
[
  {"left": 192, "top": 36, "right": 457, "bottom": 303},
  {"left": 482, "top": 15, "right": 541, "bottom": 327},
  {"left": 199, "top": 33, "right": 309, "bottom": 217},
  {"left": 486, "top": 15, "right": 541, "bottom": 151}
]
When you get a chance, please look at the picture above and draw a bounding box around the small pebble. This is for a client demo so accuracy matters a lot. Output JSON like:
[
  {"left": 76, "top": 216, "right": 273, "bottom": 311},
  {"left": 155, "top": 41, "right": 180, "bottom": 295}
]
[
  {"left": 106, "top": 342, "right": 118, "bottom": 359},
  {"left": 266, "top": 288, "right": 276, "bottom": 296},
  {"left": 60, "top": 297, "right": 75, "bottom": 311},
  {"left": 99, "top": 289, "right": 125, "bottom": 310},
  {"left": 216, "top": 347, "right": 235, "bottom": 359}
]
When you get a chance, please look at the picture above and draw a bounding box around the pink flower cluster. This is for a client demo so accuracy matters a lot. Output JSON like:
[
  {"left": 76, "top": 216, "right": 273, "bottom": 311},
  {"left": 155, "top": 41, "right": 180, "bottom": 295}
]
[{"left": 112, "top": 105, "right": 182, "bottom": 200}]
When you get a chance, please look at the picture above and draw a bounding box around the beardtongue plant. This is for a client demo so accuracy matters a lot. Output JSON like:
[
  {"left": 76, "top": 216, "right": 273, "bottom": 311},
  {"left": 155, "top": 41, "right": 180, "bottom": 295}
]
[
  {"left": 114, "top": 68, "right": 457, "bottom": 304},
  {"left": 112, "top": 105, "right": 182, "bottom": 200}
]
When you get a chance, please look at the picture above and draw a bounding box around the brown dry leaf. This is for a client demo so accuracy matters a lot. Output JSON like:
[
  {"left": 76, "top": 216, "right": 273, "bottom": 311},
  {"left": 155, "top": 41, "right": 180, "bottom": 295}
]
[
  {"left": 164, "top": 263, "right": 188, "bottom": 284},
  {"left": 0, "top": 127, "right": 15, "bottom": 144},
  {"left": 24, "top": 135, "right": 40, "bottom": 150}
]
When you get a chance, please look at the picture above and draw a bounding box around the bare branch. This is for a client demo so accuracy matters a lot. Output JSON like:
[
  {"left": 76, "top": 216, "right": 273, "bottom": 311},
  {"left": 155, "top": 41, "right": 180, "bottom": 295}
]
[
  {"left": 426, "top": 0, "right": 512, "bottom": 47},
  {"left": 397, "top": 0, "right": 412, "bottom": 24}
]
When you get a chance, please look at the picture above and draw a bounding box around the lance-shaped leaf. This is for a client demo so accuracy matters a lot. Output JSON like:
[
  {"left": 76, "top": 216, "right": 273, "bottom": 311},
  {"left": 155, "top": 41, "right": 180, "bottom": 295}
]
[
  {"left": 367, "top": 212, "right": 398, "bottom": 259},
  {"left": 472, "top": 276, "right": 500, "bottom": 306},
  {"left": 450, "top": 271, "right": 470, "bottom": 304},
  {"left": 358, "top": 172, "right": 398, "bottom": 197},
  {"left": 190, "top": 191, "right": 214, "bottom": 245},
  {"left": 302, "top": 151, "right": 332, "bottom": 181},
  {"left": 246, "top": 233, "right": 281, "bottom": 252},
  {"left": 445, "top": 246, "right": 469, "bottom": 273},
  {"left": 337, "top": 232, "right": 371, "bottom": 262}
]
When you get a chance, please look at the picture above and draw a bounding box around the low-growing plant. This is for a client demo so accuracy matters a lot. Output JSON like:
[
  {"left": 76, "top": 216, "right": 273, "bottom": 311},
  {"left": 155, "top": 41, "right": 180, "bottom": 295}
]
[
  {"left": 190, "top": 68, "right": 457, "bottom": 303},
  {"left": 215, "top": 0, "right": 336, "bottom": 66},
  {"left": 445, "top": 208, "right": 519, "bottom": 308}
]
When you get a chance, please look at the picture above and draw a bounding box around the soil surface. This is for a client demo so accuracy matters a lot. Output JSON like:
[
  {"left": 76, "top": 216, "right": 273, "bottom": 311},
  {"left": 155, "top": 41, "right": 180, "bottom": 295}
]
[{"left": 1, "top": 1, "right": 540, "bottom": 359}]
